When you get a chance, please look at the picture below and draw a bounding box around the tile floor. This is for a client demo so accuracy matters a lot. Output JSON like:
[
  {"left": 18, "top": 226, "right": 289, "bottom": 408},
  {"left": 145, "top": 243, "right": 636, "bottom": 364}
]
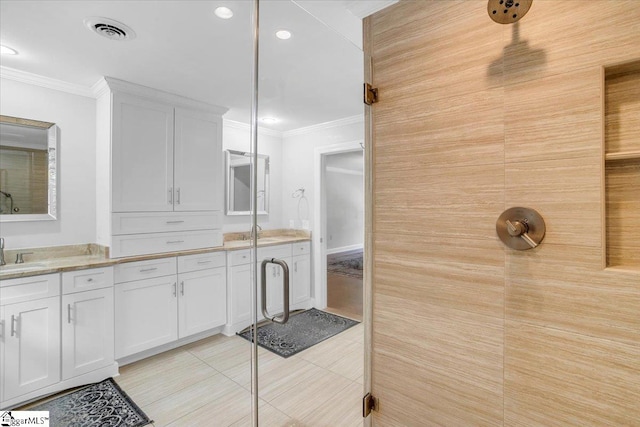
[{"left": 115, "top": 321, "right": 365, "bottom": 427}]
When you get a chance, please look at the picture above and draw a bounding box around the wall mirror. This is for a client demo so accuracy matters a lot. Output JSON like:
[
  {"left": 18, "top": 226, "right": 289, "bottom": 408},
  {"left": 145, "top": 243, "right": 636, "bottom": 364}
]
[
  {"left": 0, "top": 115, "right": 58, "bottom": 222},
  {"left": 226, "top": 149, "right": 269, "bottom": 215}
]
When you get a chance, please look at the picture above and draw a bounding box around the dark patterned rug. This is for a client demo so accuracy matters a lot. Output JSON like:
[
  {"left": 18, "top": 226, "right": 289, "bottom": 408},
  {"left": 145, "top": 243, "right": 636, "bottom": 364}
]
[
  {"left": 30, "top": 378, "right": 152, "bottom": 427},
  {"left": 239, "top": 308, "right": 359, "bottom": 358},
  {"left": 327, "top": 252, "right": 363, "bottom": 279}
]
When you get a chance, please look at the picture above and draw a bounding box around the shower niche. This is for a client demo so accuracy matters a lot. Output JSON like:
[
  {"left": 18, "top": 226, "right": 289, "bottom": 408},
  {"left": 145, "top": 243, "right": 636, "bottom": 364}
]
[{"left": 604, "top": 59, "right": 640, "bottom": 269}]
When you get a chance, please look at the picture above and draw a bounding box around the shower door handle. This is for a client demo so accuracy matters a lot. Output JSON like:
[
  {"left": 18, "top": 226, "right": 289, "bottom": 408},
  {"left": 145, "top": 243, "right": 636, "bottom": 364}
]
[{"left": 261, "top": 258, "right": 290, "bottom": 324}]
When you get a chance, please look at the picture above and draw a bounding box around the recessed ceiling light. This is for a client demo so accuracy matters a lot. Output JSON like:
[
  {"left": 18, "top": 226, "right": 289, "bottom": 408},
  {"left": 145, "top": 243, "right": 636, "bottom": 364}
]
[
  {"left": 0, "top": 45, "right": 18, "bottom": 55},
  {"left": 275, "top": 30, "right": 292, "bottom": 40},
  {"left": 214, "top": 7, "right": 234, "bottom": 19},
  {"left": 261, "top": 117, "right": 278, "bottom": 124}
]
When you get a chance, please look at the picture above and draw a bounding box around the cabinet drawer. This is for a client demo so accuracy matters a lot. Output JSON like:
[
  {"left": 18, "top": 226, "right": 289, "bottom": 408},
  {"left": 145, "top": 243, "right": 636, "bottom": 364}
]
[
  {"left": 178, "top": 251, "right": 226, "bottom": 273},
  {"left": 258, "top": 244, "right": 292, "bottom": 262},
  {"left": 0, "top": 273, "right": 60, "bottom": 305},
  {"left": 62, "top": 266, "right": 114, "bottom": 294},
  {"left": 111, "top": 230, "right": 223, "bottom": 258},
  {"left": 229, "top": 249, "right": 251, "bottom": 266},
  {"left": 112, "top": 211, "right": 222, "bottom": 235},
  {"left": 115, "top": 258, "right": 177, "bottom": 284},
  {"left": 292, "top": 242, "right": 311, "bottom": 256}
]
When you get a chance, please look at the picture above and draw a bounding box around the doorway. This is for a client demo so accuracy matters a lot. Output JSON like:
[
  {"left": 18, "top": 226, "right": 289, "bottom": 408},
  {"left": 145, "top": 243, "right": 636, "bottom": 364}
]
[{"left": 322, "top": 149, "right": 364, "bottom": 321}]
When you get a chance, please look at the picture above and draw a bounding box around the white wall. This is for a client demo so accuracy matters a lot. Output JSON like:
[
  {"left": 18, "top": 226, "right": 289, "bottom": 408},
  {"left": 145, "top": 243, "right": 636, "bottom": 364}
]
[
  {"left": 0, "top": 78, "right": 97, "bottom": 250},
  {"left": 281, "top": 116, "right": 364, "bottom": 232},
  {"left": 222, "top": 121, "right": 283, "bottom": 232},
  {"left": 325, "top": 151, "right": 364, "bottom": 252}
]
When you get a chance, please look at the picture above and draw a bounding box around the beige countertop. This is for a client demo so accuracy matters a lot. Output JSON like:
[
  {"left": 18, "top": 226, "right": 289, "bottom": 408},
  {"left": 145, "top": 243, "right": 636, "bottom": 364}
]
[{"left": 0, "top": 230, "right": 310, "bottom": 281}]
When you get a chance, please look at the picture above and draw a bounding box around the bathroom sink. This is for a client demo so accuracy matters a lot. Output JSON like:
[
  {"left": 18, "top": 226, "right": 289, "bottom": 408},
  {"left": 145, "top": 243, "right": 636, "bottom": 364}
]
[{"left": 0, "top": 262, "right": 47, "bottom": 273}]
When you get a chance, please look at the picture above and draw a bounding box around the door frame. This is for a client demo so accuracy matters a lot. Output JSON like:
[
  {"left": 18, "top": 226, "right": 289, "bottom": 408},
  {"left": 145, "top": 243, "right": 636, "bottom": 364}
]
[{"left": 312, "top": 140, "right": 364, "bottom": 310}]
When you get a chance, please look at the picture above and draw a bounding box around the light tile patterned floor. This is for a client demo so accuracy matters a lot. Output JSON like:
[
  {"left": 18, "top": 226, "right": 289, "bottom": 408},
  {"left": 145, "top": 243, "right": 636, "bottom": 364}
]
[{"left": 115, "top": 322, "right": 364, "bottom": 427}]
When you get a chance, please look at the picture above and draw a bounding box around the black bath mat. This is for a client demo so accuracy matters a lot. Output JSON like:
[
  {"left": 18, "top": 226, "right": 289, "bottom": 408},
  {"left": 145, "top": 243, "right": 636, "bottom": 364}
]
[
  {"left": 239, "top": 308, "right": 359, "bottom": 358},
  {"left": 29, "top": 378, "right": 152, "bottom": 427}
]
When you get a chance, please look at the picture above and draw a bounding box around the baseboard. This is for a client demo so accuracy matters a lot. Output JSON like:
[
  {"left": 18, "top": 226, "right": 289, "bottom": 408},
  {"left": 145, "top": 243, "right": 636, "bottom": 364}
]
[
  {"left": 116, "top": 326, "right": 224, "bottom": 366},
  {"left": 326, "top": 244, "right": 363, "bottom": 255},
  {"left": 1, "top": 363, "right": 119, "bottom": 410}
]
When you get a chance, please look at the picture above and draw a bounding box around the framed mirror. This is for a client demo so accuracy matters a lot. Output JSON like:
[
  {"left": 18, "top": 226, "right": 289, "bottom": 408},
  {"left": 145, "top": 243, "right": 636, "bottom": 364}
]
[
  {"left": 0, "top": 115, "right": 58, "bottom": 222},
  {"left": 226, "top": 149, "right": 269, "bottom": 216}
]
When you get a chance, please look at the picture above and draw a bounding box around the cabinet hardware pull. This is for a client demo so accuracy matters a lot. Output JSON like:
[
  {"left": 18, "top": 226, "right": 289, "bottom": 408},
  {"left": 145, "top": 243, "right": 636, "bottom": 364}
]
[
  {"left": 10, "top": 315, "right": 17, "bottom": 337},
  {"left": 67, "top": 304, "right": 72, "bottom": 324},
  {"left": 140, "top": 267, "right": 158, "bottom": 272},
  {"left": 168, "top": 187, "right": 173, "bottom": 204},
  {"left": 166, "top": 220, "right": 185, "bottom": 224},
  {"left": 181, "top": 281, "right": 185, "bottom": 296},
  {"left": 173, "top": 282, "right": 177, "bottom": 297},
  {"left": 86, "top": 277, "right": 94, "bottom": 282},
  {"left": 0, "top": 320, "right": 3, "bottom": 338},
  {"left": 176, "top": 188, "right": 181, "bottom": 204},
  {"left": 166, "top": 240, "right": 184, "bottom": 244},
  {"left": 197, "top": 260, "right": 212, "bottom": 264}
]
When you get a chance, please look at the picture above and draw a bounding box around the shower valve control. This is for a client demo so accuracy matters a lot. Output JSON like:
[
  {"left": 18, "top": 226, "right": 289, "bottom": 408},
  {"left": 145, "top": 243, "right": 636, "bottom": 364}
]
[{"left": 496, "top": 207, "right": 545, "bottom": 250}]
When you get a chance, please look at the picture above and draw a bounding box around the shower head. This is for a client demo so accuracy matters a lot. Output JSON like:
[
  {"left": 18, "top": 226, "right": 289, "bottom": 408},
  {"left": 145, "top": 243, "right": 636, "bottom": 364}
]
[{"left": 488, "top": 0, "right": 532, "bottom": 24}]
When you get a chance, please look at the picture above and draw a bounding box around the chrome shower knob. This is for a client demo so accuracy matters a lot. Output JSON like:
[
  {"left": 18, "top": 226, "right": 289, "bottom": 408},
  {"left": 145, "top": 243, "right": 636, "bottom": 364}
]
[{"left": 496, "top": 207, "right": 545, "bottom": 250}]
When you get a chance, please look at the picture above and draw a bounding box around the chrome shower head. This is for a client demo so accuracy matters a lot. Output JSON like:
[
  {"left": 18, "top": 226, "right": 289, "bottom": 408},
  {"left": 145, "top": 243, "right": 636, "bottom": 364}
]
[{"left": 488, "top": 0, "right": 533, "bottom": 24}]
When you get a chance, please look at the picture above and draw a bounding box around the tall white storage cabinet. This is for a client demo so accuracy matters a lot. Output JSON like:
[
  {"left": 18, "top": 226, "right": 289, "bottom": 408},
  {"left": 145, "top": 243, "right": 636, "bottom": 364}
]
[{"left": 96, "top": 77, "right": 228, "bottom": 258}]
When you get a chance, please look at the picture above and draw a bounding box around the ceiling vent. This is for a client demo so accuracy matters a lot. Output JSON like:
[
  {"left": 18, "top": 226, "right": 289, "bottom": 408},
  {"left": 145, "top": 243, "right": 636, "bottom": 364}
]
[{"left": 84, "top": 17, "right": 136, "bottom": 41}]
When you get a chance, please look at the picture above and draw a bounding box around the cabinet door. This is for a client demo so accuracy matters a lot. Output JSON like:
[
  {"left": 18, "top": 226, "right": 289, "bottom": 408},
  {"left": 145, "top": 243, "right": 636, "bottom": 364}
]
[
  {"left": 178, "top": 267, "right": 226, "bottom": 338},
  {"left": 114, "top": 276, "right": 178, "bottom": 359},
  {"left": 2, "top": 297, "right": 60, "bottom": 401},
  {"left": 229, "top": 263, "right": 252, "bottom": 325},
  {"left": 62, "top": 288, "right": 114, "bottom": 379},
  {"left": 291, "top": 255, "right": 311, "bottom": 306},
  {"left": 174, "top": 108, "right": 223, "bottom": 211},
  {"left": 112, "top": 93, "right": 174, "bottom": 212}
]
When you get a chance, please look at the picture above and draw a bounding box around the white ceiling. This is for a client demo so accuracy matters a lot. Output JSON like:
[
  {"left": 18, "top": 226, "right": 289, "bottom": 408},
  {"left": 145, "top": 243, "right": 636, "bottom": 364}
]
[{"left": 0, "top": 0, "right": 396, "bottom": 132}]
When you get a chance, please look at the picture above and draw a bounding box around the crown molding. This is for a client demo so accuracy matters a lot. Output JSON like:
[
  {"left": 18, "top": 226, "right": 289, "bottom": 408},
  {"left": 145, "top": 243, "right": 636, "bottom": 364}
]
[
  {"left": 283, "top": 114, "right": 364, "bottom": 138},
  {"left": 102, "top": 77, "right": 229, "bottom": 115},
  {"left": 223, "top": 119, "right": 284, "bottom": 139},
  {"left": 0, "top": 66, "right": 95, "bottom": 98}
]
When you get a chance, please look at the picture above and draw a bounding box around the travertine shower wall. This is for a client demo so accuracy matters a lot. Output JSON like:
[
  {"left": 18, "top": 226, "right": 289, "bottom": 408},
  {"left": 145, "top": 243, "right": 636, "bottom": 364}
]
[{"left": 366, "top": 1, "right": 640, "bottom": 425}]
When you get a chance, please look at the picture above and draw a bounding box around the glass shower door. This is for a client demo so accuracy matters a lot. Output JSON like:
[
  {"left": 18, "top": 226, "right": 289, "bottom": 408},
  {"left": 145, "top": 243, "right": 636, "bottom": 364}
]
[{"left": 252, "top": 1, "right": 367, "bottom": 424}]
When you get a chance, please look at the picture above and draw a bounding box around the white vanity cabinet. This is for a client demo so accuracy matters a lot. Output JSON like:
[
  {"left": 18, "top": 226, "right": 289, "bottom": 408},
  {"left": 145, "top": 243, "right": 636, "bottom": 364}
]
[
  {"left": 115, "top": 253, "right": 227, "bottom": 360},
  {"left": 224, "top": 249, "right": 253, "bottom": 335},
  {"left": 61, "top": 267, "right": 115, "bottom": 380},
  {"left": 1, "top": 274, "right": 61, "bottom": 403},
  {"left": 97, "top": 77, "right": 228, "bottom": 258},
  {"left": 0, "top": 269, "right": 118, "bottom": 410},
  {"left": 291, "top": 242, "right": 311, "bottom": 310},
  {"left": 114, "top": 258, "right": 179, "bottom": 359},
  {"left": 177, "top": 252, "right": 227, "bottom": 338}
]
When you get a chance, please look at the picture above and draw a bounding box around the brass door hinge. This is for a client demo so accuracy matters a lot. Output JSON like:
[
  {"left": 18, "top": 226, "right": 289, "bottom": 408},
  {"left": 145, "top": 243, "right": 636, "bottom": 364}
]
[
  {"left": 362, "top": 392, "right": 377, "bottom": 417},
  {"left": 364, "top": 83, "right": 378, "bottom": 105}
]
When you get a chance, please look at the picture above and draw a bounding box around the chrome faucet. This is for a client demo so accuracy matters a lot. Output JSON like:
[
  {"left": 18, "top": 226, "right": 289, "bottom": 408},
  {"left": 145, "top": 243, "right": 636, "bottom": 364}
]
[
  {"left": 0, "top": 238, "right": 5, "bottom": 266},
  {"left": 250, "top": 224, "right": 263, "bottom": 240},
  {"left": 15, "top": 252, "right": 33, "bottom": 264}
]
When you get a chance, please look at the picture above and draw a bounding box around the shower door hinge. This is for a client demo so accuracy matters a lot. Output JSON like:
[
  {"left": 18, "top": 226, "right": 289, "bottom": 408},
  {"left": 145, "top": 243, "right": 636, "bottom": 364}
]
[
  {"left": 364, "top": 83, "right": 378, "bottom": 105},
  {"left": 362, "top": 392, "right": 377, "bottom": 417}
]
